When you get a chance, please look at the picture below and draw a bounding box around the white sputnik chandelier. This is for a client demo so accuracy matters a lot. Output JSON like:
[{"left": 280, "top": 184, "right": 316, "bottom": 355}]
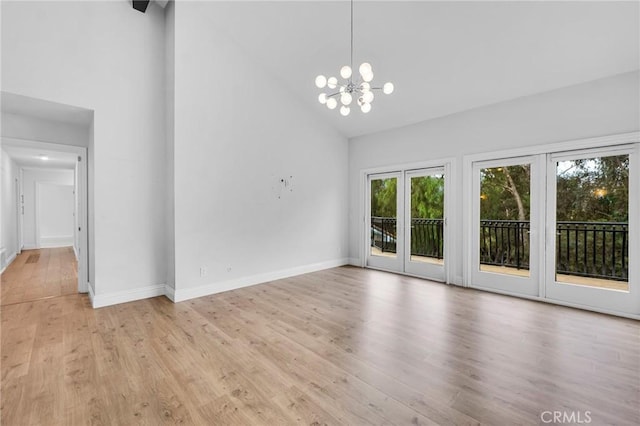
[{"left": 314, "top": 0, "right": 394, "bottom": 116}]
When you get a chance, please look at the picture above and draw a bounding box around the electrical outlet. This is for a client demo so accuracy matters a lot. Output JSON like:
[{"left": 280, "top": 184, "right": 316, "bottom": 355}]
[{"left": 200, "top": 266, "right": 208, "bottom": 277}]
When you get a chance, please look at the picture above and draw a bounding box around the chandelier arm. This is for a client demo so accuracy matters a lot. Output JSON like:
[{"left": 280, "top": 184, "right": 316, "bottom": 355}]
[{"left": 315, "top": 0, "right": 392, "bottom": 114}]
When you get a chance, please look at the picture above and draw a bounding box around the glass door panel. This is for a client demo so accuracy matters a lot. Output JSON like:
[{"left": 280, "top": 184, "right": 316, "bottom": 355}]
[
  {"left": 556, "top": 154, "right": 628, "bottom": 290},
  {"left": 404, "top": 168, "right": 446, "bottom": 281},
  {"left": 367, "top": 172, "right": 403, "bottom": 272},
  {"left": 471, "top": 156, "right": 541, "bottom": 296},
  {"left": 546, "top": 145, "right": 639, "bottom": 314},
  {"left": 479, "top": 165, "right": 531, "bottom": 277}
]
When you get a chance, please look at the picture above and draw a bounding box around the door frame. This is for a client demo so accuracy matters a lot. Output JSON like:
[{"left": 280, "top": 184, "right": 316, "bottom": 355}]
[
  {"left": 469, "top": 154, "right": 544, "bottom": 297},
  {"left": 1, "top": 138, "right": 89, "bottom": 294},
  {"left": 359, "top": 157, "right": 456, "bottom": 283},
  {"left": 545, "top": 143, "right": 639, "bottom": 314},
  {"left": 463, "top": 131, "right": 640, "bottom": 319},
  {"left": 15, "top": 176, "right": 22, "bottom": 254}
]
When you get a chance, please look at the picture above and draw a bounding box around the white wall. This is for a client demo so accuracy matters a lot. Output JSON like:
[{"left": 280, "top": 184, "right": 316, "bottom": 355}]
[
  {"left": 1, "top": 1, "right": 167, "bottom": 302},
  {"left": 0, "top": 149, "right": 19, "bottom": 270},
  {"left": 349, "top": 71, "right": 640, "bottom": 283},
  {"left": 37, "top": 182, "right": 74, "bottom": 248},
  {"left": 1, "top": 112, "right": 89, "bottom": 147},
  {"left": 171, "top": 2, "right": 349, "bottom": 301},
  {"left": 21, "top": 168, "right": 74, "bottom": 249}
]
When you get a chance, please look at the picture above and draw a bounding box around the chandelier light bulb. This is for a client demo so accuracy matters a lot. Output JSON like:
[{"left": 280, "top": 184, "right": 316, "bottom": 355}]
[
  {"left": 340, "top": 65, "right": 352, "bottom": 79},
  {"left": 359, "top": 62, "right": 372, "bottom": 76},
  {"left": 315, "top": 75, "right": 327, "bottom": 88},
  {"left": 313, "top": 1, "right": 394, "bottom": 115},
  {"left": 363, "top": 91, "right": 374, "bottom": 103}
]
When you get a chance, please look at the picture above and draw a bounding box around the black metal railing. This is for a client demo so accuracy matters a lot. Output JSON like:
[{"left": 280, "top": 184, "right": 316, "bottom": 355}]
[
  {"left": 480, "top": 220, "right": 530, "bottom": 270},
  {"left": 371, "top": 217, "right": 443, "bottom": 258},
  {"left": 411, "top": 219, "right": 444, "bottom": 259},
  {"left": 556, "top": 221, "right": 628, "bottom": 281},
  {"left": 370, "top": 218, "right": 629, "bottom": 281},
  {"left": 371, "top": 216, "right": 397, "bottom": 253}
]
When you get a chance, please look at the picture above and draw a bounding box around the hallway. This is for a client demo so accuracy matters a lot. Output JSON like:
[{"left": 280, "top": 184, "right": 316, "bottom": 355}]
[{"left": 0, "top": 248, "right": 77, "bottom": 306}]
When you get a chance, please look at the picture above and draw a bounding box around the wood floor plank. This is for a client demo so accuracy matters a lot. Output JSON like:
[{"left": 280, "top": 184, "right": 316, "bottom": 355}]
[
  {"left": 2, "top": 266, "right": 639, "bottom": 425},
  {"left": 1, "top": 248, "right": 78, "bottom": 306}
]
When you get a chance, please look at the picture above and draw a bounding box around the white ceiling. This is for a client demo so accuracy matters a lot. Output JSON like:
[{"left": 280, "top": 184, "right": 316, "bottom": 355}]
[
  {"left": 204, "top": 1, "right": 639, "bottom": 138},
  {"left": 2, "top": 145, "right": 77, "bottom": 169}
]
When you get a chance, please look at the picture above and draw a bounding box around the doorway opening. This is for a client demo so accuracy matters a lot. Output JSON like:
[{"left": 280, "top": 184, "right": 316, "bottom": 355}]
[{"left": 1, "top": 140, "right": 88, "bottom": 306}]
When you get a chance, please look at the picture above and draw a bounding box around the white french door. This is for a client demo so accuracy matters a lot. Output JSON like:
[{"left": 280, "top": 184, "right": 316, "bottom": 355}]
[
  {"left": 470, "top": 155, "right": 542, "bottom": 297},
  {"left": 545, "top": 144, "right": 639, "bottom": 314},
  {"left": 366, "top": 172, "right": 404, "bottom": 272},
  {"left": 366, "top": 167, "right": 448, "bottom": 282},
  {"left": 404, "top": 168, "right": 446, "bottom": 281}
]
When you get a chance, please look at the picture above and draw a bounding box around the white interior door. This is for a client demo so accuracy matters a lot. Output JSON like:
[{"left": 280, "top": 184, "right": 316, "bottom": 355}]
[
  {"left": 471, "top": 155, "right": 542, "bottom": 296},
  {"left": 545, "top": 144, "right": 639, "bottom": 314},
  {"left": 404, "top": 168, "right": 446, "bottom": 281},
  {"left": 366, "top": 172, "right": 404, "bottom": 272}
]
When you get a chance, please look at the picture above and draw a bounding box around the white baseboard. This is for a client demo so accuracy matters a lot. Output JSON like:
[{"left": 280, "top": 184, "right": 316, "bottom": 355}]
[
  {"left": 39, "top": 235, "right": 73, "bottom": 248},
  {"left": 0, "top": 251, "right": 17, "bottom": 274},
  {"left": 87, "top": 259, "right": 350, "bottom": 308},
  {"left": 88, "top": 283, "right": 95, "bottom": 305},
  {"left": 164, "top": 284, "right": 176, "bottom": 302},
  {"left": 91, "top": 283, "right": 166, "bottom": 309},
  {"left": 73, "top": 245, "right": 79, "bottom": 260},
  {"left": 172, "top": 258, "right": 350, "bottom": 303}
]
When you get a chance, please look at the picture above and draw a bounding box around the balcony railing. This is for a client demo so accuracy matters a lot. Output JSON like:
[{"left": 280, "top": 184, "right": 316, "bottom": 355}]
[
  {"left": 556, "top": 221, "right": 628, "bottom": 281},
  {"left": 371, "top": 216, "right": 397, "bottom": 254},
  {"left": 480, "top": 219, "right": 530, "bottom": 271},
  {"left": 371, "top": 218, "right": 629, "bottom": 281}
]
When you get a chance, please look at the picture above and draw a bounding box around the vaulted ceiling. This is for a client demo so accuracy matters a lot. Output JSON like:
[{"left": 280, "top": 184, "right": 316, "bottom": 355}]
[{"left": 202, "top": 1, "right": 639, "bottom": 138}]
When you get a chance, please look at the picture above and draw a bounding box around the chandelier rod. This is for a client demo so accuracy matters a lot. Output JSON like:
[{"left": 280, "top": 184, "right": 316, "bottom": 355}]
[{"left": 350, "top": 0, "right": 354, "bottom": 76}]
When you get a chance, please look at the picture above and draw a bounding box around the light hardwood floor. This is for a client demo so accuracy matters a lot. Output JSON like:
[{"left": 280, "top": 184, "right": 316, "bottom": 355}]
[
  {"left": 1, "top": 266, "right": 638, "bottom": 425},
  {"left": 1, "top": 248, "right": 78, "bottom": 306}
]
